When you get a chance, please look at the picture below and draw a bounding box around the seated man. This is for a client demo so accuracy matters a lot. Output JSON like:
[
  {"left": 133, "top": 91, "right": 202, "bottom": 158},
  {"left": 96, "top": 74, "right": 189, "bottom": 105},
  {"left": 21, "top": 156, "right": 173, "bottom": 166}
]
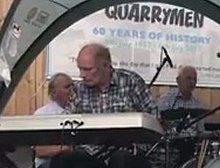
[
  {"left": 51, "top": 42, "right": 157, "bottom": 168},
  {"left": 158, "top": 65, "right": 205, "bottom": 167},
  {"left": 34, "top": 73, "right": 74, "bottom": 168}
]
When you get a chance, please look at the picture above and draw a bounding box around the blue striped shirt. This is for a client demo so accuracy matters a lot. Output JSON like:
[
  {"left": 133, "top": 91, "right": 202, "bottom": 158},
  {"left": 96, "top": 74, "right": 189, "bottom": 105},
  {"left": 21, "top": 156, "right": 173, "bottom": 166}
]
[{"left": 158, "top": 88, "right": 204, "bottom": 137}]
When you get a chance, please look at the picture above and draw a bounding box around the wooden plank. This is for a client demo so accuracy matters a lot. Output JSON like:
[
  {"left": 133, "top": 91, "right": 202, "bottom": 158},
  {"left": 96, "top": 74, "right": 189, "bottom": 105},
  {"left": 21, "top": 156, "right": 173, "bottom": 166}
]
[
  {"left": 27, "top": 60, "right": 37, "bottom": 115},
  {"left": 43, "top": 81, "right": 50, "bottom": 105},
  {"left": 2, "top": 91, "right": 16, "bottom": 116},
  {"left": 195, "top": 88, "right": 215, "bottom": 122},
  {"left": 195, "top": 89, "right": 210, "bottom": 124},
  {"left": 150, "top": 86, "right": 160, "bottom": 99},
  {"left": 0, "top": 1, "right": 4, "bottom": 21},
  {"left": 195, "top": 88, "right": 211, "bottom": 108},
  {"left": 15, "top": 72, "right": 30, "bottom": 115},
  {"left": 0, "top": 0, "right": 13, "bottom": 20},
  {"left": 210, "top": 89, "right": 220, "bottom": 122},
  {"left": 35, "top": 51, "right": 46, "bottom": 109},
  {"left": 158, "top": 86, "right": 172, "bottom": 98},
  {"left": 41, "top": 50, "right": 49, "bottom": 105}
]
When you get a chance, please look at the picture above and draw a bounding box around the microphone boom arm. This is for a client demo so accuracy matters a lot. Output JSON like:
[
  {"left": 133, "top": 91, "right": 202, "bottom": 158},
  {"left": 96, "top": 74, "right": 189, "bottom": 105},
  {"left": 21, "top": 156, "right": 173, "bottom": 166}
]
[{"left": 148, "top": 57, "right": 168, "bottom": 89}]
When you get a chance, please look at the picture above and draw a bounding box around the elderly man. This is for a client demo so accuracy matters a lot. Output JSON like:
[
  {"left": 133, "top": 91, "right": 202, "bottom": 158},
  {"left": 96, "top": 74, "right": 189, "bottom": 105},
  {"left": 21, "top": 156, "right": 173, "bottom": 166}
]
[
  {"left": 158, "top": 65, "right": 203, "bottom": 111},
  {"left": 158, "top": 65, "right": 205, "bottom": 167},
  {"left": 34, "top": 73, "right": 74, "bottom": 168},
  {"left": 59, "top": 42, "right": 157, "bottom": 168},
  {"left": 74, "top": 42, "right": 156, "bottom": 114}
]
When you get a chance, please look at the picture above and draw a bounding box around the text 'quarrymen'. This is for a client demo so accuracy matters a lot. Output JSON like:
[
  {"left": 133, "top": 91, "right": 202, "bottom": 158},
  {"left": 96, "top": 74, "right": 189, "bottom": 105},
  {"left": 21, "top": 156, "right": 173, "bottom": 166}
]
[{"left": 105, "top": 4, "right": 204, "bottom": 28}]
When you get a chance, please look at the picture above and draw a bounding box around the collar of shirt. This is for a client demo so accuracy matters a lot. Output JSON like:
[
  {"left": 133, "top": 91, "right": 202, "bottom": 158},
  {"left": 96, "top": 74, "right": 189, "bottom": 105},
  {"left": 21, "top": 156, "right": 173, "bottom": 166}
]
[{"left": 175, "top": 89, "right": 194, "bottom": 102}]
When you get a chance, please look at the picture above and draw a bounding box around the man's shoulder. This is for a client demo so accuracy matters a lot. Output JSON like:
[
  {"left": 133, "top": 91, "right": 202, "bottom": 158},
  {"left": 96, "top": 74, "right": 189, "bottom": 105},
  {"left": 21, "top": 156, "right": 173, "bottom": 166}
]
[
  {"left": 34, "top": 101, "right": 63, "bottom": 115},
  {"left": 115, "top": 68, "right": 138, "bottom": 75},
  {"left": 114, "top": 68, "right": 143, "bottom": 80},
  {"left": 160, "top": 88, "right": 178, "bottom": 98},
  {"left": 34, "top": 104, "right": 51, "bottom": 115}
]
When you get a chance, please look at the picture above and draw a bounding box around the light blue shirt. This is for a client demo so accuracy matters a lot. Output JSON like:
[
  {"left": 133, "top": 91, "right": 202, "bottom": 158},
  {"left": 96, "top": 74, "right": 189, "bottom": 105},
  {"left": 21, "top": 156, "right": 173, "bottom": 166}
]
[
  {"left": 158, "top": 88, "right": 204, "bottom": 138},
  {"left": 34, "top": 101, "right": 67, "bottom": 168}
]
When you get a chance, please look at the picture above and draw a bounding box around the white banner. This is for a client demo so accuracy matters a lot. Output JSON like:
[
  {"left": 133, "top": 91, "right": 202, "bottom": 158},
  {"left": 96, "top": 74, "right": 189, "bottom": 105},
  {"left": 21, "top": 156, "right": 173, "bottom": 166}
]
[{"left": 47, "top": 2, "right": 220, "bottom": 87}]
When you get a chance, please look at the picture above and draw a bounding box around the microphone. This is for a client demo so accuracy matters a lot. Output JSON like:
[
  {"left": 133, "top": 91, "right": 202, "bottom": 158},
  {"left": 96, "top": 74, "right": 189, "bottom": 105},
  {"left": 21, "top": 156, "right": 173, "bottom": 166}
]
[{"left": 162, "top": 46, "right": 173, "bottom": 68}]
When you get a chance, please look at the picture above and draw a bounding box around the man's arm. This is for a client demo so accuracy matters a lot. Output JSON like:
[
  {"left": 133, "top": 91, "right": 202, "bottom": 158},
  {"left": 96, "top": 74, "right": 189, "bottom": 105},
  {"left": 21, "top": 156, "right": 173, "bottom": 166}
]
[{"left": 34, "top": 145, "right": 73, "bottom": 158}]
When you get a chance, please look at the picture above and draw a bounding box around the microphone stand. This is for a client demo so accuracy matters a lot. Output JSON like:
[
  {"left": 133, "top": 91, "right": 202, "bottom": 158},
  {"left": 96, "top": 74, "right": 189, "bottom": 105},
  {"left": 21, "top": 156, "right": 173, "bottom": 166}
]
[
  {"left": 148, "top": 57, "right": 169, "bottom": 89},
  {"left": 145, "top": 129, "right": 172, "bottom": 168},
  {"left": 145, "top": 110, "right": 193, "bottom": 168}
]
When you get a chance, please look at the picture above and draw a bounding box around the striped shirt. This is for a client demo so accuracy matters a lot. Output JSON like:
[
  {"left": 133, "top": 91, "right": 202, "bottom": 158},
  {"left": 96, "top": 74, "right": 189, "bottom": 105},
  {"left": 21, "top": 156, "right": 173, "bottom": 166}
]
[
  {"left": 158, "top": 88, "right": 204, "bottom": 138},
  {"left": 158, "top": 88, "right": 203, "bottom": 112}
]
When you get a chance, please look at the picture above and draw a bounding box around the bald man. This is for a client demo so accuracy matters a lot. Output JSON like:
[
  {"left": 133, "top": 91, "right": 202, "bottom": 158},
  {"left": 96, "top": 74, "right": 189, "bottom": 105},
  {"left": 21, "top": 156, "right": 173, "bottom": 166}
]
[
  {"left": 75, "top": 42, "right": 156, "bottom": 113},
  {"left": 59, "top": 43, "right": 156, "bottom": 168}
]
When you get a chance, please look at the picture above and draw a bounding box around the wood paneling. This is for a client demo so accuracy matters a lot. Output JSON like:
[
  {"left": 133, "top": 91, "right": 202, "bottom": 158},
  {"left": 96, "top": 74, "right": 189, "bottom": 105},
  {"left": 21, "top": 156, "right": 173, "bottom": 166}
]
[
  {"left": 35, "top": 51, "right": 47, "bottom": 110},
  {"left": 0, "top": 0, "right": 13, "bottom": 20},
  {"left": 2, "top": 51, "right": 47, "bottom": 115},
  {"left": 28, "top": 60, "right": 37, "bottom": 114},
  {"left": 15, "top": 72, "right": 30, "bottom": 115},
  {"left": 2, "top": 91, "right": 16, "bottom": 116}
]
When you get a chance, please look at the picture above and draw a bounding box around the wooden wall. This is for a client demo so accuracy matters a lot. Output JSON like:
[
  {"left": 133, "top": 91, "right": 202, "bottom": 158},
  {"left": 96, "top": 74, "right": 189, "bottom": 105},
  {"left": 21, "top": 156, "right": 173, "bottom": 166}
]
[{"left": 1, "top": 0, "right": 220, "bottom": 123}]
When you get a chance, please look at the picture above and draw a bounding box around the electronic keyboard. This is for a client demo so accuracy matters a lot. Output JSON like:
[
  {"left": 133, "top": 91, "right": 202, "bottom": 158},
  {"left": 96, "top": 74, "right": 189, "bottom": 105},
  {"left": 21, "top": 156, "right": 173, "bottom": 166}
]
[{"left": 0, "top": 112, "right": 164, "bottom": 145}]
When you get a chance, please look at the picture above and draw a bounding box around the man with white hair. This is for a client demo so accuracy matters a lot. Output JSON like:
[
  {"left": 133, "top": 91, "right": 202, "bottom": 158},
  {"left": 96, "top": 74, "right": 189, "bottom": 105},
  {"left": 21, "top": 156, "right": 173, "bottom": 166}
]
[
  {"left": 158, "top": 65, "right": 205, "bottom": 167},
  {"left": 34, "top": 73, "right": 74, "bottom": 168},
  {"left": 159, "top": 65, "right": 203, "bottom": 110}
]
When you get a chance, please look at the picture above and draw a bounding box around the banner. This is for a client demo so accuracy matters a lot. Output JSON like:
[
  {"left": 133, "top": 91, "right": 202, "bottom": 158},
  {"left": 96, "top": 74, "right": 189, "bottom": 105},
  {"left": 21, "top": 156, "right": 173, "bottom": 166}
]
[{"left": 47, "top": 2, "right": 220, "bottom": 87}]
